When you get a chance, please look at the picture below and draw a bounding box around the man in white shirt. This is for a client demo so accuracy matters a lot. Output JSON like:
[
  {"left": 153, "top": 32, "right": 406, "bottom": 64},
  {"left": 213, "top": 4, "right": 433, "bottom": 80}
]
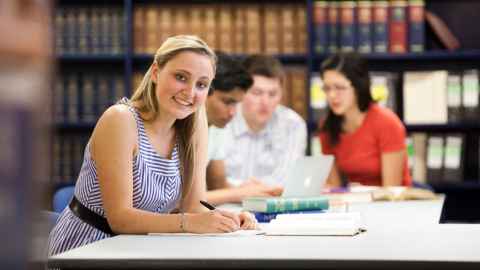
[
  {"left": 205, "top": 52, "right": 282, "bottom": 205},
  {"left": 223, "top": 55, "right": 307, "bottom": 187}
]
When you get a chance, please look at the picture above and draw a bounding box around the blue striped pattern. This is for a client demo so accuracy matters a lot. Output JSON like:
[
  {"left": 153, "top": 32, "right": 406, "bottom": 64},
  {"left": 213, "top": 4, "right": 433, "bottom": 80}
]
[{"left": 48, "top": 100, "right": 182, "bottom": 256}]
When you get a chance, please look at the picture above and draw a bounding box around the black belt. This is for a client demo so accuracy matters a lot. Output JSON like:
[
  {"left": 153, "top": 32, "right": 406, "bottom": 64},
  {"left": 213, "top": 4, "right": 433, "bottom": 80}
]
[{"left": 69, "top": 196, "right": 116, "bottom": 236}]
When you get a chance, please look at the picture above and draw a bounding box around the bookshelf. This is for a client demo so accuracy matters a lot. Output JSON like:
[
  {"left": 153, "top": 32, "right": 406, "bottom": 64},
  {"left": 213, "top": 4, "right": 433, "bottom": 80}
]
[{"left": 53, "top": 0, "right": 480, "bottom": 191}]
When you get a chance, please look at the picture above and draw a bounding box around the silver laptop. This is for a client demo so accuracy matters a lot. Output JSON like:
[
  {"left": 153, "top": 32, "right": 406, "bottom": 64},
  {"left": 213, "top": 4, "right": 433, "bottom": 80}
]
[{"left": 282, "top": 155, "right": 334, "bottom": 197}]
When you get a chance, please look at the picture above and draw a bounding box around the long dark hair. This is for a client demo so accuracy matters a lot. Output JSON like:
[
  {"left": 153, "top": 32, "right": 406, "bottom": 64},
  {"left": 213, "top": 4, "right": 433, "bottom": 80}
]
[{"left": 320, "top": 52, "right": 373, "bottom": 146}]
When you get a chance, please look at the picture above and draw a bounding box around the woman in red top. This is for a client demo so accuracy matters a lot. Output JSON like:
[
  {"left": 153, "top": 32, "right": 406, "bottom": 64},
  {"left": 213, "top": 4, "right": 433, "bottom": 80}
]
[{"left": 319, "top": 53, "right": 411, "bottom": 187}]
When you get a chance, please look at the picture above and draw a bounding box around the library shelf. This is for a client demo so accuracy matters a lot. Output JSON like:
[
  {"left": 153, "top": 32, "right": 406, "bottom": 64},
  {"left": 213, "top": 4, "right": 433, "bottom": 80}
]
[
  {"left": 58, "top": 54, "right": 125, "bottom": 63},
  {"left": 54, "top": 122, "right": 96, "bottom": 133},
  {"left": 406, "top": 123, "right": 480, "bottom": 132}
]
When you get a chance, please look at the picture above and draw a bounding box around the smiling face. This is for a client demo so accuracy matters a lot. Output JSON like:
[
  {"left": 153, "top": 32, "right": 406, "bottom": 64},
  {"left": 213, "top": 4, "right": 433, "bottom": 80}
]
[
  {"left": 322, "top": 70, "right": 359, "bottom": 116},
  {"left": 151, "top": 51, "right": 215, "bottom": 120},
  {"left": 242, "top": 75, "right": 282, "bottom": 130},
  {"left": 206, "top": 88, "right": 245, "bottom": 128}
]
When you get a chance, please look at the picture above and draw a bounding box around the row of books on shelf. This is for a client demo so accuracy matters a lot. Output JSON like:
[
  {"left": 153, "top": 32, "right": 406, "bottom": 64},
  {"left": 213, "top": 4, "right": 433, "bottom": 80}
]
[
  {"left": 407, "top": 132, "right": 465, "bottom": 185},
  {"left": 55, "top": 6, "right": 126, "bottom": 55},
  {"left": 134, "top": 4, "right": 307, "bottom": 55},
  {"left": 404, "top": 69, "right": 480, "bottom": 124},
  {"left": 53, "top": 71, "right": 127, "bottom": 124},
  {"left": 313, "top": 0, "right": 425, "bottom": 54},
  {"left": 52, "top": 133, "right": 89, "bottom": 185},
  {"left": 310, "top": 69, "right": 480, "bottom": 125}
]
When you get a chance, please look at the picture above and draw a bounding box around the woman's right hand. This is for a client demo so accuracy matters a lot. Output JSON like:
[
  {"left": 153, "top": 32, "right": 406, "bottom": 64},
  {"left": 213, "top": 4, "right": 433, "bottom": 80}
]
[{"left": 184, "top": 209, "right": 241, "bottom": 234}]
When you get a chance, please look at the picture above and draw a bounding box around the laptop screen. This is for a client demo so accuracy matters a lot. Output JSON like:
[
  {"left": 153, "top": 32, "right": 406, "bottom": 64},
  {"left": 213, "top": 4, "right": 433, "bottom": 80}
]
[{"left": 282, "top": 155, "right": 334, "bottom": 197}]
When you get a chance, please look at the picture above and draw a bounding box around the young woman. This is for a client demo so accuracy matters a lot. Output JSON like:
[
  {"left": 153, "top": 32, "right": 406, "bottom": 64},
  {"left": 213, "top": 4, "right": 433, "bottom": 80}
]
[
  {"left": 48, "top": 35, "right": 257, "bottom": 256},
  {"left": 319, "top": 52, "right": 411, "bottom": 187}
]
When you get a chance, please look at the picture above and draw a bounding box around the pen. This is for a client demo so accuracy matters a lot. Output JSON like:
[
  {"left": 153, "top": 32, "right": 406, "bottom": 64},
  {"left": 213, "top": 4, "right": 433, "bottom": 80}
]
[{"left": 200, "top": 200, "right": 216, "bottom": 210}]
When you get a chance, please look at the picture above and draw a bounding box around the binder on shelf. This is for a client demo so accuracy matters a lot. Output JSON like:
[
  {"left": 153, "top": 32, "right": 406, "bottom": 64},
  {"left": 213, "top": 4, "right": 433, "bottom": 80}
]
[
  {"left": 403, "top": 71, "right": 448, "bottom": 124},
  {"left": 446, "top": 71, "right": 463, "bottom": 123},
  {"left": 461, "top": 69, "right": 479, "bottom": 122},
  {"left": 426, "top": 135, "right": 444, "bottom": 185},
  {"left": 411, "top": 132, "right": 428, "bottom": 184},
  {"left": 442, "top": 134, "right": 464, "bottom": 183}
]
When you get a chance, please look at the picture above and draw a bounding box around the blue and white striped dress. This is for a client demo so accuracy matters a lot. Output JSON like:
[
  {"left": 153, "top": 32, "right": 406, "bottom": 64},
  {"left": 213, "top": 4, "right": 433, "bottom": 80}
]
[{"left": 48, "top": 100, "right": 182, "bottom": 256}]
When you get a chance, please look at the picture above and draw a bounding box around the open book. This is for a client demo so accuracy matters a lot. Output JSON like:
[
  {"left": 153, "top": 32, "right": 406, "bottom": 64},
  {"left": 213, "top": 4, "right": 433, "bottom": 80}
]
[
  {"left": 261, "top": 212, "right": 365, "bottom": 236},
  {"left": 322, "top": 186, "right": 438, "bottom": 204}
]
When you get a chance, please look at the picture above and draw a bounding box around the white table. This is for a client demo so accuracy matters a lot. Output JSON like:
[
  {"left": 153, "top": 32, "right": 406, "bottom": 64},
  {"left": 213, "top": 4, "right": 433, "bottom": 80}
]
[{"left": 48, "top": 199, "right": 480, "bottom": 269}]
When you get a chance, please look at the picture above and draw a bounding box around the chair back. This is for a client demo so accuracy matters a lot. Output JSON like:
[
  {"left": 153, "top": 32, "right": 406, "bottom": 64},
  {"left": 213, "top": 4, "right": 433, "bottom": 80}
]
[{"left": 53, "top": 185, "right": 75, "bottom": 213}]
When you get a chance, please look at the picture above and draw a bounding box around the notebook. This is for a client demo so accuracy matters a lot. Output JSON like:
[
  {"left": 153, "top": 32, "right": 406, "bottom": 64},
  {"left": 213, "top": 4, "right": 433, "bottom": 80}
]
[
  {"left": 262, "top": 212, "right": 365, "bottom": 236},
  {"left": 282, "top": 155, "right": 334, "bottom": 197}
]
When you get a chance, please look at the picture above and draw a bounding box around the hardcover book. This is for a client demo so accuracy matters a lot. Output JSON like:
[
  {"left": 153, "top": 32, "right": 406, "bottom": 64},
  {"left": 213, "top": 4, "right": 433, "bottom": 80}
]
[{"left": 242, "top": 196, "right": 330, "bottom": 213}]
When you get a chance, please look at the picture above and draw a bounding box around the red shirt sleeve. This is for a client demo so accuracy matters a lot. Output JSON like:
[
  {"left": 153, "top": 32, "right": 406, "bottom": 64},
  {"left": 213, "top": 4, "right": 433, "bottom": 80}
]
[{"left": 375, "top": 108, "right": 406, "bottom": 153}]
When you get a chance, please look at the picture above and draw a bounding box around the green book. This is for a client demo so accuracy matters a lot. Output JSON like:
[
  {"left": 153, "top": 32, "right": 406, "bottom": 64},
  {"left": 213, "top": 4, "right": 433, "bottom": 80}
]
[{"left": 242, "top": 196, "right": 330, "bottom": 213}]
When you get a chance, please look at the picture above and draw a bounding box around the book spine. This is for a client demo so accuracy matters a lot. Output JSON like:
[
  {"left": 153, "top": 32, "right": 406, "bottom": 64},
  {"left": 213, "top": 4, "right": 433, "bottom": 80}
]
[
  {"left": 232, "top": 5, "right": 246, "bottom": 54},
  {"left": 290, "top": 68, "right": 308, "bottom": 120},
  {"left": 265, "top": 197, "right": 329, "bottom": 213},
  {"left": 55, "top": 7, "right": 65, "bottom": 55},
  {"left": 144, "top": 5, "right": 158, "bottom": 54},
  {"left": 462, "top": 70, "right": 480, "bottom": 122},
  {"left": 327, "top": 1, "right": 339, "bottom": 53},
  {"left": 204, "top": 5, "right": 217, "bottom": 50},
  {"left": 446, "top": 71, "right": 463, "bottom": 123},
  {"left": 426, "top": 136, "right": 445, "bottom": 184},
  {"left": 339, "top": 1, "right": 357, "bottom": 52},
  {"left": 373, "top": 1, "right": 388, "bottom": 53},
  {"left": 217, "top": 5, "right": 234, "bottom": 53},
  {"left": 357, "top": 1, "right": 372, "bottom": 53},
  {"left": 313, "top": 1, "right": 328, "bottom": 54},
  {"left": 296, "top": 4, "right": 307, "bottom": 54},
  {"left": 389, "top": 0, "right": 407, "bottom": 53},
  {"left": 443, "top": 135, "right": 463, "bottom": 183},
  {"left": 281, "top": 5, "right": 296, "bottom": 54},
  {"left": 133, "top": 6, "right": 144, "bottom": 54},
  {"left": 408, "top": 0, "right": 425, "bottom": 53}
]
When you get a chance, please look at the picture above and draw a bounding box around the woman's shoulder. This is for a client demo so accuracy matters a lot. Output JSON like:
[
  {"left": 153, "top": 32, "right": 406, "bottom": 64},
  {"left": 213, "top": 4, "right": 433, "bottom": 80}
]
[
  {"left": 102, "top": 104, "right": 136, "bottom": 124},
  {"left": 94, "top": 104, "right": 138, "bottom": 137},
  {"left": 367, "top": 104, "right": 405, "bottom": 132},
  {"left": 368, "top": 104, "right": 402, "bottom": 124}
]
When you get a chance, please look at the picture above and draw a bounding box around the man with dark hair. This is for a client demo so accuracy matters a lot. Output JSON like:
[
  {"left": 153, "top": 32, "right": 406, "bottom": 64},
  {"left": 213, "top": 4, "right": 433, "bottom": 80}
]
[
  {"left": 206, "top": 52, "right": 281, "bottom": 205},
  {"left": 223, "top": 55, "right": 307, "bottom": 188}
]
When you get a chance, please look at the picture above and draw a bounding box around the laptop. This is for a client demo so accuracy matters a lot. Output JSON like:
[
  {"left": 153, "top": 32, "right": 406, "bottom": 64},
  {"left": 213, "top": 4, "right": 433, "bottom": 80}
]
[{"left": 282, "top": 155, "right": 334, "bottom": 197}]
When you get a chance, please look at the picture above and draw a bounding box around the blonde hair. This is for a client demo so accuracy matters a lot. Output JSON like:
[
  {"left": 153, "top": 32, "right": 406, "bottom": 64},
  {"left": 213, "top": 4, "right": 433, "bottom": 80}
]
[{"left": 130, "top": 35, "right": 216, "bottom": 202}]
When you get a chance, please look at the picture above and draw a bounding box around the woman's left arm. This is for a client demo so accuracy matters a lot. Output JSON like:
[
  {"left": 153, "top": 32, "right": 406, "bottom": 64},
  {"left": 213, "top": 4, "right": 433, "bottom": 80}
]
[{"left": 381, "top": 150, "right": 405, "bottom": 186}]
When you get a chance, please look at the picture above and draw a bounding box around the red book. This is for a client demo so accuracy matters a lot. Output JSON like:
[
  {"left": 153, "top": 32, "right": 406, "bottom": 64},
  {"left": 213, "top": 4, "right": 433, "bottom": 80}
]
[{"left": 389, "top": 0, "right": 407, "bottom": 53}]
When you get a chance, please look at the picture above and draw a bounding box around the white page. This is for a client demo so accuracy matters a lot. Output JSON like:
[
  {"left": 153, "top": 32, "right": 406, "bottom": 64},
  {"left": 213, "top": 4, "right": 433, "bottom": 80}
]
[{"left": 148, "top": 230, "right": 265, "bottom": 237}]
